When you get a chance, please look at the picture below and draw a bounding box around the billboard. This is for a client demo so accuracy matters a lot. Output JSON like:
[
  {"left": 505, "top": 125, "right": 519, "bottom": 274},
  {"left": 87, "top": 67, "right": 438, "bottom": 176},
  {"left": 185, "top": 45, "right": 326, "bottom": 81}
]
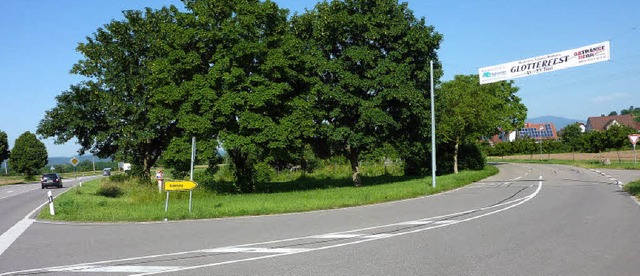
[{"left": 479, "top": 41, "right": 610, "bottom": 84}]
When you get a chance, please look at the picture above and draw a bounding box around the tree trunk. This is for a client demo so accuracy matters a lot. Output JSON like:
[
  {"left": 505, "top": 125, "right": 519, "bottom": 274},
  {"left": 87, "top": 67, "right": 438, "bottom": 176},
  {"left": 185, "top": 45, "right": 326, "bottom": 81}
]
[
  {"left": 346, "top": 146, "right": 361, "bottom": 187},
  {"left": 453, "top": 137, "right": 459, "bottom": 174},
  {"left": 228, "top": 149, "right": 255, "bottom": 193}
]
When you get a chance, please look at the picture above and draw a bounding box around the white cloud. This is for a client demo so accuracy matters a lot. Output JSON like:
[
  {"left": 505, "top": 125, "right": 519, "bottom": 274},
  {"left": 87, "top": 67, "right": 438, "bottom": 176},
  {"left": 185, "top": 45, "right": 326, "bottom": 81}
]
[{"left": 591, "top": 92, "right": 632, "bottom": 103}]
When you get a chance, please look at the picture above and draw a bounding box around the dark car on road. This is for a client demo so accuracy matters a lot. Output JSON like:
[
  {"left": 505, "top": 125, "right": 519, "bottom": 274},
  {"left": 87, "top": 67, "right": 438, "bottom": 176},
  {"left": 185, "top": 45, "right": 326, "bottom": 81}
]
[{"left": 41, "top": 173, "right": 63, "bottom": 189}]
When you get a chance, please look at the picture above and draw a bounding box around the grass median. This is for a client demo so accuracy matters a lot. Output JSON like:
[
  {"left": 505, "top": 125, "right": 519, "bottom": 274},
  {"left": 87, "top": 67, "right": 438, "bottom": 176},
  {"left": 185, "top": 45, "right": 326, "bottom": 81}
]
[{"left": 37, "top": 165, "right": 498, "bottom": 222}]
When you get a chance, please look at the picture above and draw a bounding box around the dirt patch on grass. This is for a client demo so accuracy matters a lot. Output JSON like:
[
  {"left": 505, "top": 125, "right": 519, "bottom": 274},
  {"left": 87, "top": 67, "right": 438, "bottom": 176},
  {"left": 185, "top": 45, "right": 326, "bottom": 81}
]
[{"left": 0, "top": 179, "right": 24, "bottom": 186}]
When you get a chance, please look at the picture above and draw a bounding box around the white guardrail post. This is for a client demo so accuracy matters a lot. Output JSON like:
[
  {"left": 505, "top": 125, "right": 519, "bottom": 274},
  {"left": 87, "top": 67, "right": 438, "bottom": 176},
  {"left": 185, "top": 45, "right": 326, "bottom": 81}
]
[{"left": 47, "top": 190, "right": 55, "bottom": 216}]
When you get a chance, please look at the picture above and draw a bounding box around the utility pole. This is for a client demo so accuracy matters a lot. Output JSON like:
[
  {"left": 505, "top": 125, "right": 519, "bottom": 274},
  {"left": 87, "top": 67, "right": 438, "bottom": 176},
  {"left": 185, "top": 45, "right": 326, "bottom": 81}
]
[{"left": 430, "top": 60, "right": 436, "bottom": 188}]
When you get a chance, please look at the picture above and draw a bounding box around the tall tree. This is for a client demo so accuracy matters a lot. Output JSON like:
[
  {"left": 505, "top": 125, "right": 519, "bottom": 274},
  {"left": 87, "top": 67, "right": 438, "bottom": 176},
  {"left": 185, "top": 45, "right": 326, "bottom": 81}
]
[
  {"left": 0, "top": 131, "right": 9, "bottom": 169},
  {"left": 295, "top": 0, "right": 442, "bottom": 185},
  {"left": 620, "top": 106, "right": 640, "bottom": 122},
  {"left": 38, "top": 6, "right": 188, "bottom": 181},
  {"left": 10, "top": 132, "right": 48, "bottom": 179},
  {"left": 437, "top": 75, "right": 527, "bottom": 173},
  {"left": 605, "top": 124, "right": 636, "bottom": 163},
  {"left": 185, "top": 0, "right": 316, "bottom": 193},
  {"left": 560, "top": 123, "right": 584, "bottom": 161}
]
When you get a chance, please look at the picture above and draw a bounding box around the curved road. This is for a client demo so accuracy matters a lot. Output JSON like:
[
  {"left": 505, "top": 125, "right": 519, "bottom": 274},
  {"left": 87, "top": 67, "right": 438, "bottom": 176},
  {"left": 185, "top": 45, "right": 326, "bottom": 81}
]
[{"left": 1, "top": 163, "right": 640, "bottom": 275}]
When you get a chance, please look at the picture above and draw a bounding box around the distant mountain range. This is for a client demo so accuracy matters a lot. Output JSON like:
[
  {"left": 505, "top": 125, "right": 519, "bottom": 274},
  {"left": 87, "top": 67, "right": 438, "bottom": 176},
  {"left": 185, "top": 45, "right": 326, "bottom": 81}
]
[
  {"left": 48, "top": 155, "right": 112, "bottom": 166},
  {"left": 527, "top": 116, "right": 585, "bottom": 130}
]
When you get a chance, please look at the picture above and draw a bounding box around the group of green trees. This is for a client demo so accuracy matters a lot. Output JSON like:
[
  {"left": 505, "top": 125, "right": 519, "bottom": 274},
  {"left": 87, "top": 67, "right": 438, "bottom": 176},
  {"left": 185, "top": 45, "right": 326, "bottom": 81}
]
[
  {"left": 607, "top": 106, "right": 640, "bottom": 119},
  {"left": 487, "top": 124, "right": 637, "bottom": 162},
  {"left": 36, "top": 0, "right": 526, "bottom": 193},
  {"left": 0, "top": 130, "right": 48, "bottom": 179}
]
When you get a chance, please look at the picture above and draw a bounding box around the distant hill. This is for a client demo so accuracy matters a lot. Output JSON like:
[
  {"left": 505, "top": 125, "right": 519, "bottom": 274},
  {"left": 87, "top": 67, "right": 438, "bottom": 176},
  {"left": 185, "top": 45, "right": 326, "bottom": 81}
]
[
  {"left": 48, "top": 155, "right": 112, "bottom": 166},
  {"left": 526, "top": 116, "right": 585, "bottom": 130}
]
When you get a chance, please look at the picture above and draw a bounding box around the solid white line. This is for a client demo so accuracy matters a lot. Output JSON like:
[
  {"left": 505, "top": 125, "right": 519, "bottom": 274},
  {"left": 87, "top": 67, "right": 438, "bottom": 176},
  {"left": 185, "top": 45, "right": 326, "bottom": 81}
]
[
  {"left": 1, "top": 172, "right": 542, "bottom": 276},
  {"left": 0, "top": 198, "right": 48, "bottom": 256},
  {"left": 131, "top": 179, "right": 544, "bottom": 276},
  {"left": 0, "top": 177, "right": 97, "bottom": 257},
  {"left": 50, "top": 265, "right": 185, "bottom": 273}
]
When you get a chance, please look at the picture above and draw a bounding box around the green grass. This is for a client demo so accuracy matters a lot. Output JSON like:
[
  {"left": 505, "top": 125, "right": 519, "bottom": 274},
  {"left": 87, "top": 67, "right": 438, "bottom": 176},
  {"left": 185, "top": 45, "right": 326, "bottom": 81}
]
[
  {"left": 38, "top": 165, "right": 498, "bottom": 222},
  {"left": 624, "top": 180, "right": 640, "bottom": 198},
  {"left": 0, "top": 175, "right": 25, "bottom": 186}
]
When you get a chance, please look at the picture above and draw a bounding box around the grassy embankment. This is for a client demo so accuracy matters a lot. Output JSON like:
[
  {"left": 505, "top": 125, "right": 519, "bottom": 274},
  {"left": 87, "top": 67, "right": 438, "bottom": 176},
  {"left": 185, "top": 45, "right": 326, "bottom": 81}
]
[
  {"left": 38, "top": 163, "right": 498, "bottom": 222},
  {"left": 624, "top": 180, "right": 640, "bottom": 199}
]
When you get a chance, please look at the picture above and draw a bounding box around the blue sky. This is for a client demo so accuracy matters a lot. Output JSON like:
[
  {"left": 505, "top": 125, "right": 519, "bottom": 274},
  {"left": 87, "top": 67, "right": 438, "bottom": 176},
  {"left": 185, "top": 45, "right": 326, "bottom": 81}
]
[{"left": 1, "top": 0, "right": 638, "bottom": 157}]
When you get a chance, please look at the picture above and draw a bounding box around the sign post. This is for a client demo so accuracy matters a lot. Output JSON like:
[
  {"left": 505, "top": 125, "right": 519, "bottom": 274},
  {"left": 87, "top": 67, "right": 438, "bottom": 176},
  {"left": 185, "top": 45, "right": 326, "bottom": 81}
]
[
  {"left": 70, "top": 157, "right": 79, "bottom": 176},
  {"left": 629, "top": 134, "right": 639, "bottom": 164},
  {"left": 163, "top": 180, "right": 198, "bottom": 217},
  {"left": 156, "top": 170, "right": 164, "bottom": 193}
]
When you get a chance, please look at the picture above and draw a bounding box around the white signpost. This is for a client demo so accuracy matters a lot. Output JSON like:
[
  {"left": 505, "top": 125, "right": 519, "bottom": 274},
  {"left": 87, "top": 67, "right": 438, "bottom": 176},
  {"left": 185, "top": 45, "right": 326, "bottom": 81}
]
[{"left": 629, "top": 134, "right": 639, "bottom": 164}]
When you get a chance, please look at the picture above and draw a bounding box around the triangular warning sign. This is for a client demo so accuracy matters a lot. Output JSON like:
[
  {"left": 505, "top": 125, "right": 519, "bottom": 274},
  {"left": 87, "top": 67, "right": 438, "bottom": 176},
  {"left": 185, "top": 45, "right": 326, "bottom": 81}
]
[{"left": 629, "top": 134, "right": 640, "bottom": 146}]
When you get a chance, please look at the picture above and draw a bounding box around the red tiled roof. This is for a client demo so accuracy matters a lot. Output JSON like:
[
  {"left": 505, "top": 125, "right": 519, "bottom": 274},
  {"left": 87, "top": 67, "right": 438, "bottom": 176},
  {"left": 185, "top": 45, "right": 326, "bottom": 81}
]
[{"left": 586, "top": 114, "right": 639, "bottom": 131}]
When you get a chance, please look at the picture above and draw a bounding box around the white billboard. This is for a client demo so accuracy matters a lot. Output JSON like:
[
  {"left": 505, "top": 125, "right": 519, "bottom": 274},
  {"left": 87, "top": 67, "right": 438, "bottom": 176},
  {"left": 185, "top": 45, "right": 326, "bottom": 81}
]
[{"left": 479, "top": 41, "right": 610, "bottom": 84}]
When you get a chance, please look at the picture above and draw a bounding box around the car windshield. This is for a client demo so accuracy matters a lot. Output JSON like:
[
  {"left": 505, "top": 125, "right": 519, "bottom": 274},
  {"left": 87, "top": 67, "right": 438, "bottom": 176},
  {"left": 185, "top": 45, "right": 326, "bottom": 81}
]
[{"left": 43, "top": 174, "right": 57, "bottom": 179}]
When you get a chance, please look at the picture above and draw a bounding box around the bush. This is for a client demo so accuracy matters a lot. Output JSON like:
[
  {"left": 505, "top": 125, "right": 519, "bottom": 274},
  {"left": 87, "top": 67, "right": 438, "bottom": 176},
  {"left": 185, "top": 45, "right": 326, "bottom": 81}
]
[
  {"left": 96, "top": 183, "right": 124, "bottom": 198},
  {"left": 109, "top": 173, "right": 130, "bottom": 182},
  {"left": 436, "top": 142, "right": 485, "bottom": 175},
  {"left": 194, "top": 169, "right": 235, "bottom": 194},
  {"left": 254, "top": 162, "right": 275, "bottom": 184},
  {"left": 624, "top": 181, "right": 640, "bottom": 196}
]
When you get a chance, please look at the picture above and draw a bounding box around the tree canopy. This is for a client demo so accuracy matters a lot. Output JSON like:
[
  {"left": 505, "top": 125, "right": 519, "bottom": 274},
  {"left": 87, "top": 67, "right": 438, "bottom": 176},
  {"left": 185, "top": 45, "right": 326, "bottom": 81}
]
[
  {"left": 294, "top": 0, "right": 442, "bottom": 185},
  {"left": 35, "top": 0, "right": 538, "bottom": 192},
  {"left": 0, "top": 130, "right": 9, "bottom": 166},
  {"left": 437, "top": 74, "right": 527, "bottom": 173},
  {"left": 10, "top": 131, "right": 48, "bottom": 179},
  {"left": 38, "top": 6, "right": 187, "bottom": 180}
]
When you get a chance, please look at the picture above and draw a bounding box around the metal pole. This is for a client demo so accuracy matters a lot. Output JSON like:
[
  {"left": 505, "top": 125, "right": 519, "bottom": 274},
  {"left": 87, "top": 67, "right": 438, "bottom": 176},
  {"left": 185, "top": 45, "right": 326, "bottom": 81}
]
[
  {"left": 539, "top": 141, "right": 543, "bottom": 160},
  {"left": 634, "top": 144, "right": 637, "bottom": 164},
  {"left": 190, "top": 136, "right": 196, "bottom": 213},
  {"left": 165, "top": 191, "right": 170, "bottom": 213},
  {"left": 430, "top": 60, "right": 436, "bottom": 189},
  {"left": 190, "top": 137, "right": 196, "bottom": 181}
]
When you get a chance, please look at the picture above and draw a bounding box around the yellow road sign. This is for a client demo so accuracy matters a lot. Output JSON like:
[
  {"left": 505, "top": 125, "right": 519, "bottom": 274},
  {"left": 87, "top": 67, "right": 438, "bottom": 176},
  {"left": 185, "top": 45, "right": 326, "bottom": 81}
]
[
  {"left": 164, "top": 181, "right": 198, "bottom": 191},
  {"left": 70, "top": 157, "right": 79, "bottom": 166}
]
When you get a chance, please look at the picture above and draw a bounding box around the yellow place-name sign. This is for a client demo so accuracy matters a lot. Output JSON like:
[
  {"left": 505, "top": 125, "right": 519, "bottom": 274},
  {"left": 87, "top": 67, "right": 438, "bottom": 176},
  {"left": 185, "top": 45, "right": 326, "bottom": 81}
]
[{"left": 164, "top": 181, "right": 198, "bottom": 191}]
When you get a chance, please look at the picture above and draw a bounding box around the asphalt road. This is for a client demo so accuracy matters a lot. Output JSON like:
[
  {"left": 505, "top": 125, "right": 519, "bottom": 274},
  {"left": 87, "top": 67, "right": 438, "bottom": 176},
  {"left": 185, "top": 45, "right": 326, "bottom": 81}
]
[{"left": 1, "top": 164, "right": 640, "bottom": 275}]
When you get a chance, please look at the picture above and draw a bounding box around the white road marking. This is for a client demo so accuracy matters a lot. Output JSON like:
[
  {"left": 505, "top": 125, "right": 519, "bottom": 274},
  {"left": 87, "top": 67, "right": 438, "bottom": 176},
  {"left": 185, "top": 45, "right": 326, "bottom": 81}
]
[
  {"left": 50, "top": 265, "right": 185, "bottom": 273},
  {"left": 202, "top": 247, "right": 311, "bottom": 254},
  {"left": 398, "top": 220, "right": 433, "bottom": 225},
  {"left": 0, "top": 218, "right": 35, "bottom": 256},
  {"left": 313, "top": 234, "right": 362, "bottom": 239},
  {"left": 0, "top": 177, "right": 98, "bottom": 258},
  {"left": 0, "top": 172, "right": 545, "bottom": 276},
  {"left": 433, "top": 220, "right": 457, "bottom": 225}
]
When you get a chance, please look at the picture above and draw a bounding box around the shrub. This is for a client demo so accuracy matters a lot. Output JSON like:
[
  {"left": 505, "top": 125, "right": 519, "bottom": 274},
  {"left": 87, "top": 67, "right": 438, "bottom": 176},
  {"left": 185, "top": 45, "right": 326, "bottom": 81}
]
[
  {"left": 96, "top": 183, "right": 124, "bottom": 198},
  {"left": 254, "top": 162, "right": 275, "bottom": 184},
  {"left": 109, "top": 173, "right": 130, "bottom": 182}
]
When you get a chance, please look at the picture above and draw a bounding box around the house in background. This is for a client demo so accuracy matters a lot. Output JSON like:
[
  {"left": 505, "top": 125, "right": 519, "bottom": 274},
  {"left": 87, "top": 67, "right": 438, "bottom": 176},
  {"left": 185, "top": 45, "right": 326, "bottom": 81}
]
[
  {"left": 517, "top": 122, "right": 558, "bottom": 141},
  {"left": 585, "top": 114, "right": 640, "bottom": 131},
  {"left": 488, "top": 130, "right": 517, "bottom": 145}
]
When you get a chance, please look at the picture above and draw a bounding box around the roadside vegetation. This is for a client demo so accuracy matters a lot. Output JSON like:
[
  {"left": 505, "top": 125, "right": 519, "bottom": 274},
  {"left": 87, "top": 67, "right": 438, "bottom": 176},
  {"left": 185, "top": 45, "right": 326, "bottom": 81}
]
[
  {"left": 37, "top": 163, "right": 497, "bottom": 222},
  {"left": 624, "top": 179, "right": 640, "bottom": 199}
]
